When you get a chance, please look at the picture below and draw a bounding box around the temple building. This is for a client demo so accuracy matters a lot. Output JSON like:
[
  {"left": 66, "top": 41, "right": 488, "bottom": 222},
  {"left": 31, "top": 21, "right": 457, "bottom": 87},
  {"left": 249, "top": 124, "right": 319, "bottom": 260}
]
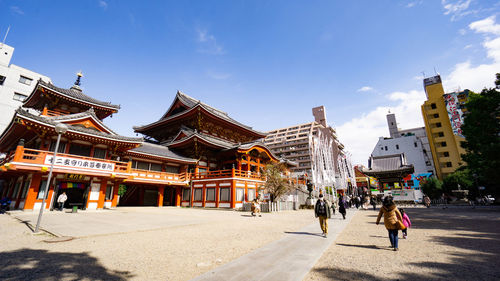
[
  {"left": 133, "top": 91, "right": 281, "bottom": 209},
  {"left": 0, "top": 78, "right": 283, "bottom": 211}
]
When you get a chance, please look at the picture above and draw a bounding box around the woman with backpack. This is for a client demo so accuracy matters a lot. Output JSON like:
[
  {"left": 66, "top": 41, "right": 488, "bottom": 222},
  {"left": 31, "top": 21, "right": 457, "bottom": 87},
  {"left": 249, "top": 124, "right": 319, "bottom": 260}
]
[{"left": 376, "top": 196, "right": 404, "bottom": 251}]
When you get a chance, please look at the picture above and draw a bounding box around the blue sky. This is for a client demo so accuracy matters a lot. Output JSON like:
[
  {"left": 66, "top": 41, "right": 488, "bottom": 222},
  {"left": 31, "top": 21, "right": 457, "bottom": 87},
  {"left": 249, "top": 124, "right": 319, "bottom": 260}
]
[{"left": 2, "top": 0, "right": 499, "bottom": 164}]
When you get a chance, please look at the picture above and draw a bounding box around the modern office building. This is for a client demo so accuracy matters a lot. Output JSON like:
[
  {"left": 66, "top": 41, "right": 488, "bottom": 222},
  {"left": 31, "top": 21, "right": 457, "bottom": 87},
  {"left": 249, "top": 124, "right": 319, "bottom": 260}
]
[
  {"left": 421, "top": 75, "right": 468, "bottom": 180},
  {"left": 263, "top": 106, "right": 356, "bottom": 193},
  {"left": 0, "top": 43, "right": 51, "bottom": 133}
]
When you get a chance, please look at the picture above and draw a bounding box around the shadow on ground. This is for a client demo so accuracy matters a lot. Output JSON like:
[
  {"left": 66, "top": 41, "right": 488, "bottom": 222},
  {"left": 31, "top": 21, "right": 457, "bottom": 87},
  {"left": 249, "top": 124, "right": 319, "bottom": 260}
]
[
  {"left": 311, "top": 208, "right": 500, "bottom": 280},
  {"left": 0, "top": 249, "right": 134, "bottom": 280},
  {"left": 284, "top": 231, "right": 324, "bottom": 237}
]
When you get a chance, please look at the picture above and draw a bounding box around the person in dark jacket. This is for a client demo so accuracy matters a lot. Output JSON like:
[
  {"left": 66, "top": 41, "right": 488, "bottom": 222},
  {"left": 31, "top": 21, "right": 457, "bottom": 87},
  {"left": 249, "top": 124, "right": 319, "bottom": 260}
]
[
  {"left": 338, "top": 195, "right": 347, "bottom": 219},
  {"left": 314, "top": 194, "right": 331, "bottom": 238}
]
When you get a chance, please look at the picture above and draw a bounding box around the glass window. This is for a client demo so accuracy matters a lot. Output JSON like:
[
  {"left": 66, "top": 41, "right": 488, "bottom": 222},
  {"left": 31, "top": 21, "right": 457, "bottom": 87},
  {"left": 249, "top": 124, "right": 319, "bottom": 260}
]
[
  {"left": 444, "top": 152, "right": 450, "bottom": 157},
  {"left": 93, "top": 148, "right": 107, "bottom": 159},
  {"left": 20, "top": 179, "right": 30, "bottom": 199},
  {"left": 49, "top": 141, "right": 67, "bottom": 153},
  {"left": 150, "top": 163, "right": 162, "bottom": 172},
  {"left": 137, "top": 161, "right": 149, "bottom": 170},
  {"left": 446, "top": 162, "right": 452, "bottom": 167},
  {"left": 182, "top": 188, "right": 191, "bottom": 201},
  {"left": 431, "top": 103, "right": 437, "bottom": 109},
  {"left": 69, "top": 143, "right": 91, "bottom": 157},
  {"left": 436, "top": 122, "right": 442, "bottom": 128},
  {"left": 105, "top": 185, "right": 113, "bottom": 200},
  {"left": 441, "top": 142, "right": 447, "bottom": 147},
  {"left": 396, "top": 145, "right": 399, "bottom": 150},
  {"left": 165, "top": 165, "right": 179, "bottom": 173},
  {"left": 438, "top": 132, "right": 445, "bottom": 137},
  {"left": 384, "top": 146, "right": 388, "bottom": 151},
  {"left": 414, "top": 142, "right": 418, "bottom": 147},
  {"left": 206, "top": 188, "right": 215, "bottom": 201},
  {"left": 248, "top": 189, "right": 256, "bottom": 201},
  {"left": 194, "top": 188, "right": 202, "bottom": 201},
  {"left": 19, "top": 75, "right": 33, "bottom": 85},
  {"left": 13, "top": 92, "right": 28, "bottom": 102},
  {"left": 0, "top": 75, "right": 5, "bottom": 85},
  {"left": 12, "top": 182, "right": 21, "bottom": 199},
  {"left": 236, "top": 188, "right": 244, "bottom": 201},
  {"left": 220, "top": 188, "right": 230, "bottom": 201},
  {"left": 37, "top": 180, "right": 48, "bottom": 199},
  {"left": 433, "top": 113, "right": 439, "bottom": 118}
]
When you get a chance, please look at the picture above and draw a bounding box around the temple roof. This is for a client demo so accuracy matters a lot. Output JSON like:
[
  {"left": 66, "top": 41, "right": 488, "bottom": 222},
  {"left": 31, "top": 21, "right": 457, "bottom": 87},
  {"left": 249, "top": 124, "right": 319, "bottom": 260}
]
[
  {"left": 1, "top": 108, "right": 143, "bottom": 144},
  {"left": 47, "top": 108, "right": 116, "bottom": 135},
  {"left": 167, "top": 129, "right": 236, "bottom": 149},
  {"left": 127, "top": 142, "right": 197, "bottom": 163},
  {"left": 362, "top": 154, "right": 414, "bottom": 176},
  {"left": 134, "top": 91, "right": 266, "bottom": 138}
]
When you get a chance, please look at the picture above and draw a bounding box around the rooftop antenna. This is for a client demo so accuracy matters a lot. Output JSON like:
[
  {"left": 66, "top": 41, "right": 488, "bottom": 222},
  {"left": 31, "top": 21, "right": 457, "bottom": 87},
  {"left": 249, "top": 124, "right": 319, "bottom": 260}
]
[
  {"left": 434, "top": 67, "right": 438, "bottom": 75},
  {"left": 1, "top": 26, "right": 11, "bottom": 48},
  {"left": 421, "top": 71, "right": 426, "bottom": 79}
]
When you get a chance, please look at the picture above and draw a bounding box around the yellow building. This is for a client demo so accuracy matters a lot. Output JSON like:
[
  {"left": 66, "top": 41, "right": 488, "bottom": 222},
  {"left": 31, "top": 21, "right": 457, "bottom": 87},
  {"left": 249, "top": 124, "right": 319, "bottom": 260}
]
[{"left": 421, "top": 75, "right": 468, "bottom": 180}]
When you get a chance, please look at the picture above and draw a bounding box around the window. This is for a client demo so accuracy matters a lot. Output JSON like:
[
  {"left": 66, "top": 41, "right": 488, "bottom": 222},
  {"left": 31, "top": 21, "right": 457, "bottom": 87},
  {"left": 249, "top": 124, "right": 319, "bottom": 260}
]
[
  {"left": 446, "top": 162, "right": 452, "bottom": 168},
  {"left": 69, "top": 143, "right": 91, "bottom": 157},
  {"left": 0, "top": 75, "right": 5, "bottom": 85},
  {"left": 433, "top": 113, "right": 439, "bottom": 118},
  {"left": 49, "top": 141, "right": 67, "bottom": 153},
  {"left": 431, "top": 103, "right": 437, "bottom": 109},
  {"left": 12, "top": 182, "right": 21, "bottom": 199},
  {"left": 194, "top": 188, "right": 202, "bottom": 201},
  {"left": 136, "top": 161, "right": 149, "bottom": 170},
  {"left": 93, "top": 148, "right": 106, "bottom": 159},
  {"left": 220, "top": 188, "right": 230, "bottom": 201},
  {"left": 436, "top": 122, "right": 442, "bottom": 128},
  {"left": 19, "top": 75, "right": 33, "bottom": 85},
  {"left": 414, "top": 142, "right": 418, "bottom": 147},
  {"left": 150, "top": 163, "right": 162, "bottom": 172},
  {"left": 105, "top": 185, "right": 113, "bottom": 200},
  {"left": 37, "top": 180, "right": 48, "bottom": 199},
  {"left": 380, "top": 147, "right": 383, "bottom": 150},
  {"left": 396, "top": 145, "right": 399, "bottom": 150},
  {"left": 425, "top": 161, "right": 431, "bottom": 166},
  {"left": 206, "top": 188, "right": 215, "bottom": 201},
  {"left": 182, "top": 188, "right": 191, "bottom": 201},
  {"left": 444, "top": 152, "right": 450, "bottom": 157},
  {"left": 248, "top": 189, "right": 256, "bottom": 201},
  {"left": 441, "top": 142, "right": 447, "bottom": 147},
  {"left": 13, "top": 92, "right": 28, "bottom": 102},
  {"left": 438, "top": 132, "right": 444, "bottom": 137},
  {"left": 384, "top": 146, "right": 388, "bottom": 151},
  {"left": 236, "top": 188, "right": 244, "bottom": 201}
]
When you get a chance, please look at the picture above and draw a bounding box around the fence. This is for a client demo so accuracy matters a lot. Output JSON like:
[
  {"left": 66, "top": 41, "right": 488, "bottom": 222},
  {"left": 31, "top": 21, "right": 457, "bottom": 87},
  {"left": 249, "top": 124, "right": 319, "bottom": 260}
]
[{"left": 242, "top": 201, "right": 296, "bottom": 212}]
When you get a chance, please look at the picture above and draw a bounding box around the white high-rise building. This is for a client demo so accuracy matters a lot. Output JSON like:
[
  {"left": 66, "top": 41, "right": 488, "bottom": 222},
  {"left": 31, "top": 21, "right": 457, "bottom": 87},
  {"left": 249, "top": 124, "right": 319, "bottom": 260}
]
[{"left": 0, "top": 43, "right": 51, "bottom": 133}]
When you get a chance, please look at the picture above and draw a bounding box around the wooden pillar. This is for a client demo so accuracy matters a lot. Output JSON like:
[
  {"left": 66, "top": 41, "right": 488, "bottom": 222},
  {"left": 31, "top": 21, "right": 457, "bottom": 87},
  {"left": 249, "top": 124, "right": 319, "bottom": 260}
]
[
  {"left": 237, "top": 159, "right": 242, "bottom": 172},
  {"left": 230, "top": 180, "right": 236, "bottom": 209},
  {"left": 202, "top": 187, "right": 206, "bottom": 207},
  {"left": 12, "top": 139, "right": 25, "bottom": 162},
  {"left": 24, "top": 174, "right": 41, "bottom": 210},
  {"left": 157, "top": 187, "right": 164, "bottom": 207},
  {"left": 175, "top": 186, "right": 181, "bottom": 206},
  {"left": 97, "top": 180, "right": 107, "bottom": 209},
  {"left": 138, "top": 187, "right": 144, "bottom": 206},
  {"left": 111, "top": 182, "right": 120, "bottom": 207},
  {"left": 215, "top": 185, "right": 219, "bottom": 208}
]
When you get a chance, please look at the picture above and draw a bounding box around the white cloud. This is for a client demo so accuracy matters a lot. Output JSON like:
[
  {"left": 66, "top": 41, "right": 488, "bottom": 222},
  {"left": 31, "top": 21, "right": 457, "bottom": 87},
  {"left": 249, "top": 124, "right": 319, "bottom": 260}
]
[
  {"left": 357, "top": 86, "right": 374, "bottom": 92},
  {"left": 441, "top": 0, "right": 473, "bottom": 21},
  {"left": 444, "top": 16, "right": 500, "bottom": 91},
  {"left": 196, "top": 28, "right": 224, "bottom": 55},
  {"left": 463, "top": 44, "right": 473, "bottom": 49},
  {"left": 469, "top": 16, "right": 500, "bottom": 35},
  {"left": 206, "top": 70, "right": 231, "bottom": 80},
  {"left": 406, "top": 1, "right": 423, "bottom": 8},
  {"left": 10, "top": 6, "right": 24, "bottom": 15},
  {"left": 337, "top": 90, "right": 427, "bottom": 165},
  {"left": 98, "top": 1, "right": 108, "bottom": 10},
  {"left": 459, "top": 28, "right": 467, "bottom": 35}
]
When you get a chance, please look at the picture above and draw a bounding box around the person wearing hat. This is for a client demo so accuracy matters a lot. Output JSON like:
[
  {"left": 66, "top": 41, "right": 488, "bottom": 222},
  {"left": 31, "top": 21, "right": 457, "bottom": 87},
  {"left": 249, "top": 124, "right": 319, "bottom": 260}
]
[{"left": 314, "top": 193, "right": 331, "bottom": 238}]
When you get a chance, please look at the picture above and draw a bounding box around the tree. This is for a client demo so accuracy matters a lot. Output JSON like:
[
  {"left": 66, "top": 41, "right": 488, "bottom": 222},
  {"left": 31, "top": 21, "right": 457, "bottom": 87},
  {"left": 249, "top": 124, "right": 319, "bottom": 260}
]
[
  {"left": 421, "top": 177, "right": 443, "bottom": 199},
  {"left": 263, "top": 162, "right": 293, "bottom": 202},
  {"left": 461, "top": 73, "right": 500, "bottom": 195},
  {"left": 442, "top": 168, "right": 474, "bottom": 195}
]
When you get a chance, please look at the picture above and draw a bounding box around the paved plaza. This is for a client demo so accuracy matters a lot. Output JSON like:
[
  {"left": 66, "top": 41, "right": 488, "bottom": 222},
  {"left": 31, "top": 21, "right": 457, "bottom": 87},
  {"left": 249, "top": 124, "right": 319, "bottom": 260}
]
[{"left": 1, "top": 206, "right": 499, "bottom": 280}]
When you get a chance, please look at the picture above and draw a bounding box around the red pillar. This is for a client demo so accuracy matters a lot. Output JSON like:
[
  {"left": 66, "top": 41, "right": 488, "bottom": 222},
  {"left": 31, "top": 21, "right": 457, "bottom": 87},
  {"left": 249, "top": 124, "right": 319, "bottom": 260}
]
[{"left": 157, "top": 187, "right": 164, "bottom": 207}]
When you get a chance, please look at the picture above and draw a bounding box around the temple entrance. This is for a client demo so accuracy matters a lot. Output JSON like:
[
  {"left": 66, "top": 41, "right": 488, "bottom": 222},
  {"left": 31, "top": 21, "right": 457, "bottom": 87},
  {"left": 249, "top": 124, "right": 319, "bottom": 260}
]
[
  {"left": 163, "top": 187, "right": 176, "bottom": 206},
  {"left": 52, "top": 181, "right": 89, "bottom": 210},
  {"left": 118, "top": 185, "right": 158, "bottom": 206}
]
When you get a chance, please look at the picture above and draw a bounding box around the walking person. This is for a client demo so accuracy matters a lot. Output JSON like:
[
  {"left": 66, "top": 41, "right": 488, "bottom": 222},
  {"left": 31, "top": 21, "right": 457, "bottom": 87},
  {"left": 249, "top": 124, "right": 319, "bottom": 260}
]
[
  {"left": 314, "top": 194, "right": 331, "bottom": 238},
  {"left": 424, "top": 195, "right": 431, "bottom": 208},
  {"left": 57, "top": 191, "right": 67, "bottom": 211},
  {"left": 338, "top": 195, "right": 347, "bottom": 220},
  {"left": 376, "top": 196, "right": 404, "bottom": 251},
  {"left": 370, "top": 196, "right": 377, "bottom": 210},
  {"left": 400, "top": 208, "right": 411, "bottom": 239}
]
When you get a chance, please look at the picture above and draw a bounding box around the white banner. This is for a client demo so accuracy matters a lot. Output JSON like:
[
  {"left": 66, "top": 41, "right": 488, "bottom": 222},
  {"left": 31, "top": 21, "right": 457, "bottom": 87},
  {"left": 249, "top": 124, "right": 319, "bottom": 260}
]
[{"left": 45, "top": 155, "right": 115, "bottom": 171}]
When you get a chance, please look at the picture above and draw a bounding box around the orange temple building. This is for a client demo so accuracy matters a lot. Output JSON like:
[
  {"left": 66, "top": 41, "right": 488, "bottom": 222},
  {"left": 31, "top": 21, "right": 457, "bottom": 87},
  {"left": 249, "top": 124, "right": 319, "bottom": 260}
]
[{"left": 0, "top": 77, "right": 281, "bottom": 211}]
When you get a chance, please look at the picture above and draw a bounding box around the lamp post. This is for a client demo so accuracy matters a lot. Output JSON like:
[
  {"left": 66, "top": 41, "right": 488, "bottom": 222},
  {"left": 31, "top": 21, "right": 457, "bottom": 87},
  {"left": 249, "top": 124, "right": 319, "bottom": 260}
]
[{"left": 34, "top": 123, "right": 68, "bottom": 233}]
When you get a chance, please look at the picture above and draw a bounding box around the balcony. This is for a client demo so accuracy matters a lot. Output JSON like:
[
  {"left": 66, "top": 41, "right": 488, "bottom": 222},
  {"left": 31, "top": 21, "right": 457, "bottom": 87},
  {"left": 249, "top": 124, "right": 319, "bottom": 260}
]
[
  {"left": 191, "top": 169, "right": 263, "bottom": 181},
  {"left": 129, "top": 169, "right": 189, "bottom": 184}
]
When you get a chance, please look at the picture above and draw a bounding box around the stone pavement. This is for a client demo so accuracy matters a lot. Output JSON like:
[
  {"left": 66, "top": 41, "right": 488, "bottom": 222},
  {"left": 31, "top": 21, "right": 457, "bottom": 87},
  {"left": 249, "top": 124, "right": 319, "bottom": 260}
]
[
  {"left": 9, "top": 207, "right": 220, "bottom": 237},
  {"left": 192, "top": 208, "right": 357, "bottom": 281}
]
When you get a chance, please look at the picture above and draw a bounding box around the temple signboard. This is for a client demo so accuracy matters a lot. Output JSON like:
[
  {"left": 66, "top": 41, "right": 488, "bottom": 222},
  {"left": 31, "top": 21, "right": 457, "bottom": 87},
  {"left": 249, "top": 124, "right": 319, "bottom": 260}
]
[{"left": 45, "top": 155, "right": 115, "bottom": 171}]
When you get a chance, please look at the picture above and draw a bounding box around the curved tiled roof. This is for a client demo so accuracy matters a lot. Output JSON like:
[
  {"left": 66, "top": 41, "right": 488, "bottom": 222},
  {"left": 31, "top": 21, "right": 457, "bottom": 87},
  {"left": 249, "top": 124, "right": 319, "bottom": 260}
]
[
  {"left": 47, "top": 108, "right": 116, "bottom": 135},
  {"left": 128, "top": 142, "right": 197, "bottom": 163},
  {"left": 15, "top": 108, "right": 142, "bottom": 143},
  {"left": 36, "top": 80, "right": 120, "bottom": 110}
]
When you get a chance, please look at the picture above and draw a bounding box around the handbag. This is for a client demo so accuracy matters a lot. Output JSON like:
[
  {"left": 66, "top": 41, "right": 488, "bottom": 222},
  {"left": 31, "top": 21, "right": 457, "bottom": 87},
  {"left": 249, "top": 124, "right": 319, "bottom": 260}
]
[{"left": 396, "top": 220, "right": 406, "bottom": 230}]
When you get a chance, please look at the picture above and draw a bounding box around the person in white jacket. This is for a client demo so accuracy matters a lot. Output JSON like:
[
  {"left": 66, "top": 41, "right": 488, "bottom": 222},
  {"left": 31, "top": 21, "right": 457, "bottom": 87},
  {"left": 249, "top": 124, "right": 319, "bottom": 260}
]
[{"left": 57, "top": 192, "right": 67, "bottom": 211}]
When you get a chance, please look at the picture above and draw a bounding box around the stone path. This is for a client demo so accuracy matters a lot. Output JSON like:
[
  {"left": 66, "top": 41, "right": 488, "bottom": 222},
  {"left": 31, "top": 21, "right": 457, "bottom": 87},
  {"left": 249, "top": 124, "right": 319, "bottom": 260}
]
[{"left": 192, "top": 209, "right": 357, "bottom": 281}]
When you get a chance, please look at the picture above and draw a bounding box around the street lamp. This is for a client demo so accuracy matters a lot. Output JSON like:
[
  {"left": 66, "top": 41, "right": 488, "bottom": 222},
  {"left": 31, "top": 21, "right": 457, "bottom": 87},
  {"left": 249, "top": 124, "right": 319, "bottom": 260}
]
[{"left": 34, "top": 123, "right": 68, "bottom": 233}]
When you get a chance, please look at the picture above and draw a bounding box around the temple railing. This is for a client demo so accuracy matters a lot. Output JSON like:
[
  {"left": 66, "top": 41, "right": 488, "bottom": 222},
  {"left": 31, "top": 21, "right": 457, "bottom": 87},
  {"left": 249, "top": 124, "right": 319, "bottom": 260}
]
[
  {"left": 130, "top": 169, "right": 189, "bottom": 183},
  {"left": 191, "top": 169, "right": 263, "bottom": 180}
]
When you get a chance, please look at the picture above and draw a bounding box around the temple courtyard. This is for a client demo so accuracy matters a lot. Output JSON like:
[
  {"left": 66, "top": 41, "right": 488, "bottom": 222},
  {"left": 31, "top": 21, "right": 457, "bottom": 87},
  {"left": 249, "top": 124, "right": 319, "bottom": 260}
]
[{"left": 1, "top": 207, "right": 499, "bottom": 280}]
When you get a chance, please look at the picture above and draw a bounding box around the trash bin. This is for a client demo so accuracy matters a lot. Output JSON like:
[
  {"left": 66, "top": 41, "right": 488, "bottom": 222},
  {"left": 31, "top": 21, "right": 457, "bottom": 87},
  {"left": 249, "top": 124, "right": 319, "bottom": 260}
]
[{"left": 72, "top": 206, "right": 78, "bottom": 213}]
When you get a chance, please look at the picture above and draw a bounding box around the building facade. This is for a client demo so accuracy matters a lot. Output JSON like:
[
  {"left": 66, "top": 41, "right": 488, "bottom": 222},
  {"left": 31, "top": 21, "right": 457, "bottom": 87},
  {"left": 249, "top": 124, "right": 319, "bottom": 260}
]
[
  {"left": 0, "top": 43, "right": 51, "bottom": 134},
  {"left": 0, "top": 78, "right": 280, "bottom": 211},
  {"left": 421, "top": 75, "right": 468, "bottom": 180}
]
